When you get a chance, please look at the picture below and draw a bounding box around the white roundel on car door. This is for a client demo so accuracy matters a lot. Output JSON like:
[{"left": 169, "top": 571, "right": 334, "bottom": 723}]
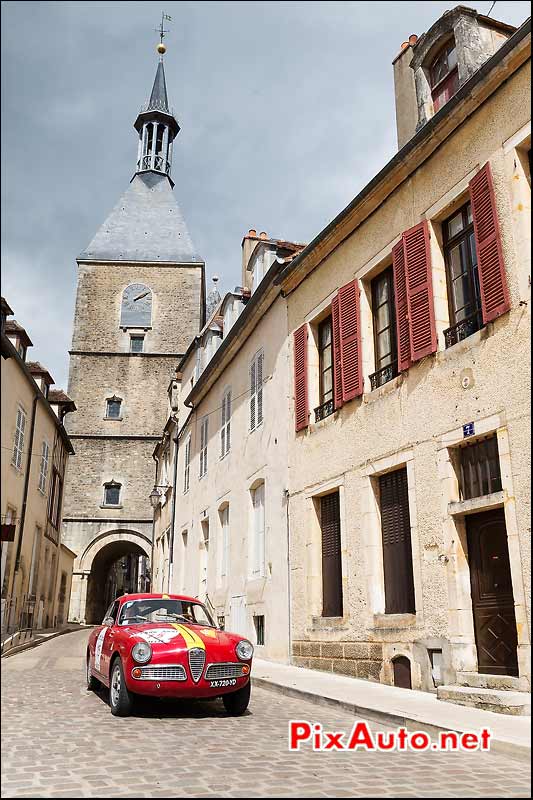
[{"left": 94, "top": 628, "right": 107, "bottom": 671}]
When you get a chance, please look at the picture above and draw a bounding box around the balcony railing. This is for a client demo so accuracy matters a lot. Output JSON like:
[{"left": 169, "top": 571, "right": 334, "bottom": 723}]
[
  {"left": 314, "top": 398, "right": 334, "bottom": 422},
  {"left": 444, "top": 308, "right": 483, "bottom": 349},
  {"left": 369, "top": 361, "right": 398, "bottom": 391}
]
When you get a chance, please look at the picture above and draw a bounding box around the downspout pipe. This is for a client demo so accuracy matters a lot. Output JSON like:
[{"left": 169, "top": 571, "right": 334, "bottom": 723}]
[
  {"left": 285, "top": 488, "right": 292, "bottom": 665},
  {"left": 167, "top": 415, "right": 179, "bottom": 593},
  {"left": 150, "top": 453, "right": 159, "bottom": 591}
]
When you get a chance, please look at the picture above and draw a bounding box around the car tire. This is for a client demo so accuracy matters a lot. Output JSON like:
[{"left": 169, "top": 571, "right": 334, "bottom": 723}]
[
  {"left": 86, "top": 653, "right": 101, "bottom": 691},
  {"left": 109, "top": 657, "right": 134, "bottom": 717},
  {"left": 222, "top": 680, "right": 251, "bottom": 716}
]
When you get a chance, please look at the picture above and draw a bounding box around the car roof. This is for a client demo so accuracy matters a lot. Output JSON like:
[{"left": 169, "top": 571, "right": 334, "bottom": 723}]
[{"left": 116, "top": 593, "right": 202, "bottom": 604}]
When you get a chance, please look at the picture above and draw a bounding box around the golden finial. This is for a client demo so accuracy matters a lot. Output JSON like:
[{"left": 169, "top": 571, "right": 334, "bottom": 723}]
[{"left": 156, "top": 12, "right": 171, "bottom": 57}]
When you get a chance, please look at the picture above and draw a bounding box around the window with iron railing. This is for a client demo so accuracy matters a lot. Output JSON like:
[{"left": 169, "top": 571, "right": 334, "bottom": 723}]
[
  {"left": 315, "top": 316, "right": 334, "bottom": 422},
  {"left": 370, "top": 267, "right": 398, "bottom": 390},
  {"left": 442, "top": 201, "right": 483, "bottom": 348}
]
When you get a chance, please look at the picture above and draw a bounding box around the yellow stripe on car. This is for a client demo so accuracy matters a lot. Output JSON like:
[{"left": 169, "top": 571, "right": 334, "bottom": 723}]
[{"left": 171, "top": 623, "right": 206, "bottom": 650}]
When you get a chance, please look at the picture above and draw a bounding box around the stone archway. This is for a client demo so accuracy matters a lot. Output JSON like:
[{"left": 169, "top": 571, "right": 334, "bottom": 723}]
[{"left": 72, "top": 529, "right": 151, "bottom": 624}]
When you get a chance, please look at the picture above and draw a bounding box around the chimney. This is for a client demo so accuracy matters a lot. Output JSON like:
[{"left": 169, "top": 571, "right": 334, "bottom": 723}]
[
  {"left": 392, "top": 33, "right": 419, "bottom": 150},
  {"left": 241, "top": 229, "right": 261, "bottom": 290}
]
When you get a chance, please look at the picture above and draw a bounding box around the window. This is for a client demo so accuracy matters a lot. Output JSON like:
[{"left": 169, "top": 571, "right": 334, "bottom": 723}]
[
  {"left": 315, "top": 316, "right": 334, "bottom": 421},
  {"left": 219, "top": 506, "right": 230, "bottom": 582},
  {"left": 183, "top": 434, "right": 191, "bottom": 493},
  {"left": 370, "top": 267, "right": 398, "bottom": 389},
  {"left": 28, "top": 526, "right": 42, "bottom": 598},
  {"left": 12, "top": 406, "right": 26, "bottom": 470},
  {"left": 253, "top": 614, "right": 265, "bottom": 646},
  {"left": 48, "top": 470, "right": 64, "bottom": 528},
  {"left": 48, "top": 553, "right": 56, "bottom": 601},
  {"left": 251, "top": 483, "right": 265, "bottom": 578},
  {"left": 379, "top": 468, "right": 415, "bottom": 615},
  {"left": 105, "top": 397, "right": 122, "bottom": 418},
  {"left": 457, "top": 435, "right": 502, "bottom": 501},
  {"left": 220, "top": 388, "right": 231, "bottom": 457},
  {"left": 430, "top": 39, "right": 458, "bottom": 112},
  {"left": 199, "top": 416, "right": 208, "bottom": 477},
  {"left": 250, "top": 350, "right": 264, "bottom": 431},
  {"left": 103, "top": 481, "right": 121, "bottom": 507},
  {"left": 38, "top": 441, "right": 49, "bottom": 494},
  {"left": 120, "top": 284, "right": 152, "bottom": 328},
  {"left": 130, "top": 335, "right": 144, "bottom": 353},
  {"left": 320, "top": 491, "right": 343, "bottom": 617},
  {"left": 443, "top": 201, "right": 482, "bottom": 347}
]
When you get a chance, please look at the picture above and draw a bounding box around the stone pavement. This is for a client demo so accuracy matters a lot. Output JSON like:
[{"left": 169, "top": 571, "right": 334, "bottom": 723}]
[
  {"left": 1, "top": 629, "right": 531, "bottom": 798},
  {"left": 252, "top": 658, "right": 531, "bottom": 757}
]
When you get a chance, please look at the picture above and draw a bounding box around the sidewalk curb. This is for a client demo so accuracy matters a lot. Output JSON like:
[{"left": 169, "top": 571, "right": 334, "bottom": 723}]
[
  {"left": 1, "top": 626, "right": 87, "bottom": 659},
  {"left": 252, "top": 675, "right": 531, "bottom": 762}
]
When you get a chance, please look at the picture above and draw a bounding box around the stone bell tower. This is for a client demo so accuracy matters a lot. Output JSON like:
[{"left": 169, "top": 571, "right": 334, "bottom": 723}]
[{"left": 62, "top": 38, "right": 205, "bottom": 623}]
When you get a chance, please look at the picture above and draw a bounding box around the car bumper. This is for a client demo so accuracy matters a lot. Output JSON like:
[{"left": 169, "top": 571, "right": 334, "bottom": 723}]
[{"left": 126, "top": 673, "right": 250, "bottom": 698}]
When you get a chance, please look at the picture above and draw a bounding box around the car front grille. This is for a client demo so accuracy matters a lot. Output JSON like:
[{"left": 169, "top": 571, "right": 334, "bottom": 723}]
[
  {"left": 132, "top": 664, "right": 187, "bottom": 681},
  {"left": 188, "top": 648, "right": 206, "bottom": 683},
  {"left": 205, "top": 663, "right": 246, "bottom": 680}
]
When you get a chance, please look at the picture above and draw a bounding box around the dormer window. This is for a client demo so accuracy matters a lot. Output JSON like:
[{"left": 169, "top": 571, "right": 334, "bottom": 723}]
[{"left": 429, "top": 39, "right": 458, "bottom": 112}]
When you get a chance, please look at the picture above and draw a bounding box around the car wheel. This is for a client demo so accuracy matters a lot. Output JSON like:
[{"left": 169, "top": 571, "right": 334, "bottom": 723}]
[
  {"left": 109, "top": 657, "right": 134, "bottom": 717},
  {"left": 86, "top": 653, "right": 101, "bottom": 691},
  {"left": 222, "top": 680, "right": 251, "bottom": 716}
]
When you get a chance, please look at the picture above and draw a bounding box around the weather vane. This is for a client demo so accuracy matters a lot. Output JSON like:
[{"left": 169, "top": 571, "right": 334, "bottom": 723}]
[{"left": 156, "top": 11, "right": 172, "bottom": 56}]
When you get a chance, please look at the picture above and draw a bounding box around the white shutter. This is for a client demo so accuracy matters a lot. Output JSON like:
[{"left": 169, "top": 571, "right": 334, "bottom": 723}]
[
  {"left": 257, "top": 351, "right": 264, "bottom": 425},
  {"left": 220, "top": 392, "right": 226, "bottom": 457},
  {"left": 250, "top": 359, "right": 256, "bottom": 431},
  {"left": 252, "top": 483, "right": 265, "bottom": 577},
  {"left": 226, "top": 390, "right": 231, "bottom": 453}
]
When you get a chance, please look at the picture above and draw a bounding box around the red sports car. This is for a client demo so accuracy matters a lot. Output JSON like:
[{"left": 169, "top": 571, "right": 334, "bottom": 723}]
[{"left": 86, "top": 593, "right": 253, "bottom": 716}]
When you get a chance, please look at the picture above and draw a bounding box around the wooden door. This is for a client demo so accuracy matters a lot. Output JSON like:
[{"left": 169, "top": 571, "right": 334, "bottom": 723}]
[{"left": 466, "top": 509, "right": 518, "bottom": 676}]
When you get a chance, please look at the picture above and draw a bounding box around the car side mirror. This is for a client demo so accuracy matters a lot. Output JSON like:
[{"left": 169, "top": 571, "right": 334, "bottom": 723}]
[{"left": 103, "top": 617, "right": 115, "bottom": 627}]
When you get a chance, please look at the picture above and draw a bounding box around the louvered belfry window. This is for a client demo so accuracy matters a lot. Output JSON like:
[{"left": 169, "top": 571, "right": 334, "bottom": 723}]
[
  {"left": 320, "top": 491, "right": 343, "bottom": 617},
  {"left": 379, "top": 468, "right": 415, "bottom": 615}
]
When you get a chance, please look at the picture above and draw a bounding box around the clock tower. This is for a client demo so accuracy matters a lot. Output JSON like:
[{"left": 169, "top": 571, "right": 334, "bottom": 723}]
[{"left": 62, "top": 46, "right": 205, "bottom": 623}]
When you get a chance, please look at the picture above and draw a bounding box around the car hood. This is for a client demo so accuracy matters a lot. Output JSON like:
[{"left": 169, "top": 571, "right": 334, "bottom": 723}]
[{"left": 120, "top": 622, "right": 244, "bottom": 654}]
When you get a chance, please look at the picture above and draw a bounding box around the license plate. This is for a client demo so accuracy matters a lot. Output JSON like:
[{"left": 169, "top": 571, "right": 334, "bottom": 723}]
[{"left": 209, "top": 678, "right": 237, "bottom": 688}]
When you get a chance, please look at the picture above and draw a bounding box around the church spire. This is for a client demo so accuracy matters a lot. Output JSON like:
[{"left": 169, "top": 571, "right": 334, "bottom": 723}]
[{"left": 133, "top": 18, "right": 179, "bottom": 178}]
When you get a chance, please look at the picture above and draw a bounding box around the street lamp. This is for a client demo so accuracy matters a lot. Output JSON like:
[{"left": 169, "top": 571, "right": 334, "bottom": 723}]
[{"left": 149, "top": 484, "right": 171, "bottom": 509}]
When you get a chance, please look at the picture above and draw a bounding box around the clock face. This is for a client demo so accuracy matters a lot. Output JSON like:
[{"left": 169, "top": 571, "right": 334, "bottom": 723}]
[{"left": 120, "top": 283, "right": 152, "bottom": 327}]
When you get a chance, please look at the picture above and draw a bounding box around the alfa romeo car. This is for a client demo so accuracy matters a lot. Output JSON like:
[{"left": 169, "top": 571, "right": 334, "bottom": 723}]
[{"left": 86, "top": 593, "right": 254, "bottom": 716}]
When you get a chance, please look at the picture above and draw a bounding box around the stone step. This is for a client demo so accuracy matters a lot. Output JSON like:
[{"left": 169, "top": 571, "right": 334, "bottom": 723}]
[
  {"left": 437, "top": 685, "right": 531, "bottom": 716},
  {"left": 455, "top": 672, "right": 529, "bottom": 692}
]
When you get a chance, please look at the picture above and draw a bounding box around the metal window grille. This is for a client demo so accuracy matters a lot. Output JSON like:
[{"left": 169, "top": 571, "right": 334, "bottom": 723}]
[
  {"left": 458, "top": 435, "right": 502, "bottom": 501},
  {"left": 253, "top": 614, "right": 265, "bottom": 646}
]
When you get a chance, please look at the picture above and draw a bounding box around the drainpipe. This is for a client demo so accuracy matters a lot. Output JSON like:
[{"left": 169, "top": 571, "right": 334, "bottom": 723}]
[
  {"left": 167, "top": 416, "right": 179, "bottom": 593},
  {"left": 285, "top": 488, "right": 292, "bottom": 665},
  {"left": 151, "top": 453, "right": 159, "bottom": 592}
]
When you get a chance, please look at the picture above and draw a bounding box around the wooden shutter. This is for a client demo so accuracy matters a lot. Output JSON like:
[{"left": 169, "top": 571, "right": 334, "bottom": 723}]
[
  {"left": 250, "top": 358, "right": 256, "bottom": 431},
  {"left": 469, "top": 163, "right": 510, "bottom": 323},
  {"left": 221, "top": 392, "right": 227, "bottom": 457},
  {"left": 293, "top": 325, "right": 308, "bottom": 431},
  {"left": 404, "top": 220, "right": 437, "bottom": 362},
  {"left": 256, "top": 351, "right": 264, "bottom": 425},
  {"left": 392, "top": 239, "right": 412, "bottom": 372},
  {"left": 338, "top": 280, "right": 363, "bottom": 402},
  {"left": 331, "top": 295, "right": 343, "bottom": 409},
  {"left": 320, "top": 492, "right": 343, "bottom": 617},
  {"left": 379, "top": 468, "right": 415, "bottom": 615},
  {"left": 225, "top": 391, "right": 231, "bottom": 453}
]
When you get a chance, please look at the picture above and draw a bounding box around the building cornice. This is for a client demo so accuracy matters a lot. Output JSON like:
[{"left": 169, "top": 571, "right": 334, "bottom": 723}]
[
  {"left": 69, "top": 350, "right": 184, "bottom": 359},
  {"left": 277, "top": 18, "right": 531, "bottom": 295},
  {"left": 68, "top": 434, "right": 161, "bottom": 441}
]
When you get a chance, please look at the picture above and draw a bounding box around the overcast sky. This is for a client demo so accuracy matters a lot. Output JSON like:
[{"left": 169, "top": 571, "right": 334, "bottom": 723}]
[{"left": 1, "top": 0, "right": 530, "bottom": 389}]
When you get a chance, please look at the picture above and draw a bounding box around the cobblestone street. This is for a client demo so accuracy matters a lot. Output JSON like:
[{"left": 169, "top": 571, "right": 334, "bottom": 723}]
[{"left": 0, "top": 630, "right": 530, "bottom": 798}]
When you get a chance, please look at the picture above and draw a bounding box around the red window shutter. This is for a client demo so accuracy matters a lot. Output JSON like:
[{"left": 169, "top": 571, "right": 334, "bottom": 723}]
[
  {"left": 404, "top": 220, "right": 437, "bottom": 362},
  {"left": 293, "top": 324, "right": 308, "bottom": 431},
  {"left": 469, "top": 163, "right": 510, "bottom": 324},
  {"left": 392, "top": 238, "right": 412, "bottom": 372},
  {"left": 331, "top": 295, "right": 343, "bottom": 409},
  {"left": 338, "top": 280, "right": 363, "bottom": 402}
]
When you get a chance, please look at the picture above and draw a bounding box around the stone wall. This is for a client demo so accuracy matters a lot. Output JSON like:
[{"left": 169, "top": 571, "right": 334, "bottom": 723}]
[{"left": 292, "top": 641, "right": 383, "bottom": 681}]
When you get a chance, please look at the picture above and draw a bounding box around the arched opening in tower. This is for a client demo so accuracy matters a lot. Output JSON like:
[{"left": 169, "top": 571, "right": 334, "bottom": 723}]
[{"left": 86, "top": 540, "right": 150, "bottom": 624}]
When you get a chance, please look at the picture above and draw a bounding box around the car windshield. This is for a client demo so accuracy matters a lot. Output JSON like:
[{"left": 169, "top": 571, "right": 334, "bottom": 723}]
[{"left": 117, "top": 598, "right": 216, "bottom": 627}]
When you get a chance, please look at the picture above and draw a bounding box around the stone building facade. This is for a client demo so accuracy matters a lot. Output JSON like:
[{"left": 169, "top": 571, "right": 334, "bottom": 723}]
[
  {"left": 281, "top": 8, "right": 530, "bottom": 706},
  {"left": 1, "top": 298, "right": 76, "bottom": 633},
  {"left": 62, "top": 55, "right": 204, "bottom": 623}
]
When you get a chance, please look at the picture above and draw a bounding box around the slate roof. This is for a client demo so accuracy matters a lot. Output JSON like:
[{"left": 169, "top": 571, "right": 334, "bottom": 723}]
[
  {"left": 78, "top": 172, "right": 203, "bottom": 264},
  {"left": 147, "top": 61, "right": 169, "bottom": 113}
]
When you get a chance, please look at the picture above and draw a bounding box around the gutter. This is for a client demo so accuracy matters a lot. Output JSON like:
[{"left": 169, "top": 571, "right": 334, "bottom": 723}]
[{"left": 275, "top": 17, "right": 531, "bottom": 291}]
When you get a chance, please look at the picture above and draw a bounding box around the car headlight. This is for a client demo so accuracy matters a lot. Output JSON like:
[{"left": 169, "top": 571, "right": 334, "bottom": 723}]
[
  {"left": 236, "top": 640, "right": 254, "bottom": 661},
  {"left": 131, "top": 642, "right": 152, "bottom": 664}
]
